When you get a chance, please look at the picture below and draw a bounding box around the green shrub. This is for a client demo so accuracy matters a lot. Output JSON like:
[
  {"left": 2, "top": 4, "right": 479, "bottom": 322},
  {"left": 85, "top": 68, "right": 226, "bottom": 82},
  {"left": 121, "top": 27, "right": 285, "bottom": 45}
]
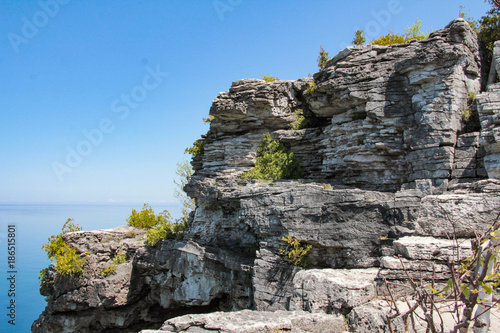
[
  {"left": 259, "top": 74, "right": 280, "bottom": 82},
  {"left": 184, "top": 139, "right": 205, "bottom": 156},
  {"left": 127, "top": 203, "right": 170, "bottom": 229},
  {"left": 478, "top": 5, "right": 500, "bottom": 52},
  {"left": 290, "top": 109, "right": 308, "bottom": 130},
  {"left": 241, "top": 133, "right": 302, "bottom": 181},
  {"left": 279, "top": 235, "right": 312, "bottom": 267},
  {"left": 126, "top": 204, "right": 185, "bottom": 246},
  {"left": 317, "top": 45, "right": 330, "bottom": 68},
  {"left": 371, "top": 19, "right": 427, "bottom": 46},
  {"left": 202, "top": 115, "right": 215, "bottom": 123},
  {"left": 306, "top": 80, "right": 316, "bottom": 95},
  {"left": 352, "top": 30, "right": 366, "bottom": 45},
  {"left": 40, "top": 218, "right": 86, "bottom": 278},
  {"left": 112, "top": 252, "right": 127, "bottom": 265},
  {"left": 101, "top": 264, "right": 116, "bottom": 277},
  {"left": 146, "top": 220, "right": 186, "bottom": 246}
]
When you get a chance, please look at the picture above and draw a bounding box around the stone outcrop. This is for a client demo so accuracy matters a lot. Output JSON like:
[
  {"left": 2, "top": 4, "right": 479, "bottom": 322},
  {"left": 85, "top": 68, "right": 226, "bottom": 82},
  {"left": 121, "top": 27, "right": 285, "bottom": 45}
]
[{"left": 34, "top": 19, "right": 500, "bottom": 333}]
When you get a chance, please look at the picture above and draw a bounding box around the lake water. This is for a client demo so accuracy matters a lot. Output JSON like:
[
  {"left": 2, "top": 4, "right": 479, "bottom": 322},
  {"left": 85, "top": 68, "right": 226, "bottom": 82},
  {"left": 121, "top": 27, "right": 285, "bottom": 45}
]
[{"left": 0, "top": 203, "right": 180, "bottom": 333}]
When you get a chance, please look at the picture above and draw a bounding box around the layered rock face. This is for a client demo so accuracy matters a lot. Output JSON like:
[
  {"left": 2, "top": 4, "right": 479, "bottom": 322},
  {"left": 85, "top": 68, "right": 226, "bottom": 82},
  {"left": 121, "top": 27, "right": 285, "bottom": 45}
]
[{"left": 34, "top": 19, "right": 500, "bottom": 332}]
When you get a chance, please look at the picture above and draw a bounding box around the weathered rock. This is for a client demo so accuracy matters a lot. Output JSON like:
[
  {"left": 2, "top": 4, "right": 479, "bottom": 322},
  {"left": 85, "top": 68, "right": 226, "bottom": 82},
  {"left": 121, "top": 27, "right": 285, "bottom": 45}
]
[
  {"left": 289, "top": 268, "right": 379, "bottom": 313},
  {"left": 199, "top": 18, "right": 482, "bottom": 190},
  {"left": 141, "top": 310, "right": 345, "bottom": 333},
  {"left": 33, "top": 228, "right": 253, "bottom": 333}
]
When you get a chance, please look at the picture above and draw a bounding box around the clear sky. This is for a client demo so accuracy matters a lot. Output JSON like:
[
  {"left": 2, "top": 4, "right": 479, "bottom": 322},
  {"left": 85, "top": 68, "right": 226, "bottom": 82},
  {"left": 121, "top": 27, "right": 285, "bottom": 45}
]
[{"left": 0, "top": 0, "right": 493, "bottom": 205}]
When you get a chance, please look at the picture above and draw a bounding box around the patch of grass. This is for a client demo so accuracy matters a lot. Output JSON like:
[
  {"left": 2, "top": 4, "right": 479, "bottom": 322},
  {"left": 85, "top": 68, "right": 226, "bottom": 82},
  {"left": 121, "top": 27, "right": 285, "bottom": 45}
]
[
  {"left": 290, "top": 109, "right": 309, "bottom": 130},
  {"left": 112, "top": 252, "right": 127, "bottom": 265},
  {"left": 101, "top": 264, "right": 116, "bottom": 277}
]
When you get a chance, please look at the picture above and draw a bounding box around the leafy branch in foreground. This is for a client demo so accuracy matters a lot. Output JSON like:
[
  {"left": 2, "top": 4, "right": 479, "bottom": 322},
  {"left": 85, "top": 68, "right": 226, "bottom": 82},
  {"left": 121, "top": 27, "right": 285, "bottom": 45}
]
[{"left": 385, "top": 216, "right": 500, "bottom": 332}]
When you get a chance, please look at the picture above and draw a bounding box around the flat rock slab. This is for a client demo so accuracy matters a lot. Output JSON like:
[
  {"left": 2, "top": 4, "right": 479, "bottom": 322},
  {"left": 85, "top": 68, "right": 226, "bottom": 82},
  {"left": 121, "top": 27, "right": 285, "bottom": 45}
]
[
  {"left": 393, "top": 236, "right": 472, "bottom": 261},
  {"left": 141, "top": 310, "right": 345, "bottom": 333},
  {"left": 290, "top": 268, "right": 379, "bottom": 313}
]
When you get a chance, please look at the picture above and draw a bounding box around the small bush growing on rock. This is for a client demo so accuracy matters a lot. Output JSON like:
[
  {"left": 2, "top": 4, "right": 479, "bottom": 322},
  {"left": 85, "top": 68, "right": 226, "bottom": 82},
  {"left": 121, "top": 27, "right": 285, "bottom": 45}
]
[
  {"left": 289, "top": 109, "right": 308, "bottom": 130},
  {"left": 127, "top": 204, "right": 186, "bottom": 246},
  {"left": 127, "top": 204, "right": 163, "bottom": 229},
  {"left": 461, "top": 108, "right": 472, "bottom": 122},
  {"left": 112, "top": 252, "right": 127, "bottom": 265},
  {"left": 202, "top": 115, "right": 215, "bottom": 123},
  {"left": 184, "top": 139, "right": 205, "bottom": 157},
  {"left": 352, "top": 30, "right": 366, "bottom": 45},
  {"left": 146, "top": 219, "right": 186, "bottom": 246},
  {"left": 371, "top": 19, "right": 427, "bottom": 46},
  {"left": 306, "top": 80, "right": 316, "bottom": 95},
  {"left": 40, "top": 218, "right": 86, "bottom": 280},
  {"left": 259, "top": 74, "right": 280, "bottom": 82},
  {"left": 279, "top": 235, "right": 312, "bottom": 267},
  {"left": 241, "top": 133, "right": 302, "bottom": 181},
  {"left": 100, "top": 264, "right": 116, "bottom": 277},
  {"left": 317, "top": 45, "right": 330, "bottom": 68}
]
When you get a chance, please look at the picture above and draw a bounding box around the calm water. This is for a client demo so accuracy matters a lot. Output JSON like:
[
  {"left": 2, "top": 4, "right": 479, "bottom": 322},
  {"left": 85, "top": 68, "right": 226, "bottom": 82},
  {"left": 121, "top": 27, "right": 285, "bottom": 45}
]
[{"left": 0, "top": 204, "right": 180, "bottom": 333}]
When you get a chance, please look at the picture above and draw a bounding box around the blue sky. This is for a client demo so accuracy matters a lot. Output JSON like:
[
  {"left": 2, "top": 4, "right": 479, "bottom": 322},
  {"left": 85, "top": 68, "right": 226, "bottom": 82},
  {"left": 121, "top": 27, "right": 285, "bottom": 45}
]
[{"left": 0, "top": 0, "right": 493, "bottom": 205}]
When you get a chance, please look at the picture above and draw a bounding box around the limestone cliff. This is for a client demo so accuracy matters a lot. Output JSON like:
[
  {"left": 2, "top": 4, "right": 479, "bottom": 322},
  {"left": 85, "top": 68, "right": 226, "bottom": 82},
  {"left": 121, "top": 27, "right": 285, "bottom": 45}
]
[{"left": 33, "top": 19, "right": 500, "bottom": 333}]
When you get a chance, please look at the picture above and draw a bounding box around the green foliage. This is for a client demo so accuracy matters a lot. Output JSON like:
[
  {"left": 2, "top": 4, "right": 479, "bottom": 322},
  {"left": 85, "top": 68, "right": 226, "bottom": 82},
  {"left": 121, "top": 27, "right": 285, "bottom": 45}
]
[
  {"left": 40, "top": 218, "right": 86, "bottom": 278},
  {"left": 371, "top": 19, "right": 427, "bottom": 46},
  {"left": 352, "top": 30, "right": 366, "bottom": 45},
  {"left": 462, "top": 92, "right": 477, "bottom": 123},
  {"left": 306, "top": 80, "right": 316, "bottom": 95},
  {"left": 112, "top": 252, "right": 127, "bottom": 265},
  {"left": 174, "top": 160, "right": 196, "bottom": 225},
  {"left": 478, "top": 4, "right": 500, "bottom": 52},
  {"left": 127, "top": 203, "right": 185, "bottom": 245},
  {"left": 279, "top": 235, "right": 312, "bottom": 267},
  {"left": 462, "top": 108, "right": 472, "bottom": 122},
  {"left": 290, "top": 109, "right": 308, "bottom": 130},
  {"left": 146, "top": 220, "right": 186, "bottom": 246},
  {"left": 241, "top": 133, "right": 302, "bottom": 181},
  {"left": 259, "top": 74, "right": 280, "bottom": 82},
  {"left": 317, "top": 45, "right": 330, "bottom": 68},
  {"left": 127, "top": 203, "right": 168, "bottom": 229},
  {"left": 184, "top": 139, "right": 205, "bottom": 156},
  {"left": 202, "top": 115, "right": 215, "bottom": 123},
  {"left": 100, "top": 265, "right": 116, "bottom": 277}
]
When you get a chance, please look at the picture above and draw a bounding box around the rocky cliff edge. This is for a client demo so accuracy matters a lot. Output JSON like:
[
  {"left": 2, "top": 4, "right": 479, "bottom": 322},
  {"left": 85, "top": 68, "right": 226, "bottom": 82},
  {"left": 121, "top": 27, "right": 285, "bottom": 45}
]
[{"left": 33, "top": 19, "right": 500, "bottom": 333}]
